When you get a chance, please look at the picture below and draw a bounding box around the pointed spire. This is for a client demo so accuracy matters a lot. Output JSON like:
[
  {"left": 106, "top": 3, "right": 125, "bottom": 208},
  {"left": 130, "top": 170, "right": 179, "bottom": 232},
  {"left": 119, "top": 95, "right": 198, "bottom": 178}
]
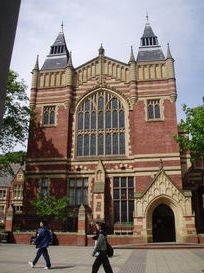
[
  {"left": 98, "top": 43, "right": 105, "bottom": 56},
  {"left": 137, "top": 19, "right": 165, "bottom": 62},
  {"left": 67, "top": 51, "right": 73, "bottom": 67},
  {"left": 41, "top": 30, "right": 69, "bottom": 70},
  {"left": 166, "top": 43, "right": 173, "bottom": 59},
  {"left": 34, "top": 55, "right": 39, "bottom": 70},
  {"left": 129, "top": 46, "right": 135, "bottom": 62}
]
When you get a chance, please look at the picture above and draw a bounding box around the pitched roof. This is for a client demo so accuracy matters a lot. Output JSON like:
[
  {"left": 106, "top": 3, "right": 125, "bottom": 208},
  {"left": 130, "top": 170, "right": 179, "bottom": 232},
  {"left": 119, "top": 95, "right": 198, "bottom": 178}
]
[
  {"left": 0, "top": 164, "right": 23, "bottom": 187},
  {"left": 41, "top": 31, "right": 69, "bottom": 70}
]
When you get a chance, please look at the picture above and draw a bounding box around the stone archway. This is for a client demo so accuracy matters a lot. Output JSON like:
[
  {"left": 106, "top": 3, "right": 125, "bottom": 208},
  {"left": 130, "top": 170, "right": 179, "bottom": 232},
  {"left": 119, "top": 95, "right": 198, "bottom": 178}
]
[
  {"left": 152, "top": 204, "right": 176, "bottom": 242},
  {"left": 134, "top": 169, "right": 197, "bottom": 243}
]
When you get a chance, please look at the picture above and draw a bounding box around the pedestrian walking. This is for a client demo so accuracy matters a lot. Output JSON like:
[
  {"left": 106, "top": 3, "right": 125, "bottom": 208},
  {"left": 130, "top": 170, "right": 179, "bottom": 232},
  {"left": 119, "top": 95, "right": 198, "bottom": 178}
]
[
  {"left": 28, "top": 220, "right": 51, "bottom": 270},
  {"left": 92, "top": 222, "right": 113, "bottom": 273}
]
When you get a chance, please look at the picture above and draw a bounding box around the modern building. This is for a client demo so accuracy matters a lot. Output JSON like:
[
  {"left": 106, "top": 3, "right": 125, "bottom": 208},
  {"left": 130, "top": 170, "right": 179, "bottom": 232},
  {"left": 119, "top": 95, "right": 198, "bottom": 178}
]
[{"left": 22, "top": 18, "right": 203, "bottom": 244}]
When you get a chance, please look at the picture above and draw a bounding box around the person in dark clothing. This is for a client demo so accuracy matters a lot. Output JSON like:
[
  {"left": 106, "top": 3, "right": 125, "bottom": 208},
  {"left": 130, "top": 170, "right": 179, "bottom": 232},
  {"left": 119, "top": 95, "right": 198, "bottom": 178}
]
[
  {"left": 92, "top": 223, "right": 113, "bottom": 273},
  {"left": 28, "top": 221, "right": 51, "bottom": 270}
]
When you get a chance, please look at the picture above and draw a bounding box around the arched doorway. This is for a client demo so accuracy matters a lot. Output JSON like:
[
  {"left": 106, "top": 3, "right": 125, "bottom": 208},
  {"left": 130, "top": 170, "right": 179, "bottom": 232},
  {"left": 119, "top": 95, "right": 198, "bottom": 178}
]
[{"left": 152, "top": 204, "right": 176, "bottom": 242}]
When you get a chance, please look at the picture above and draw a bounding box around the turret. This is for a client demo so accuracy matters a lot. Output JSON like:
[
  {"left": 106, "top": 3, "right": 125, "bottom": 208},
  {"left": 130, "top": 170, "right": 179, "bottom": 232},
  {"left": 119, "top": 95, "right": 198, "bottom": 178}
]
[
  {"left": 41, "top": 27, "right": 69, "bottom": 71},
  {"left": 165, "top": 43, "right": 175, "bottom": 79},
  {"left": 31, "top": 55, "right": 39, "bottom": 89},
  {"left": 128, "top": 46, "right": 137, "bottom": 104},
  {"left": 137, "top": 17, "right": 165, "bottom": 62}
]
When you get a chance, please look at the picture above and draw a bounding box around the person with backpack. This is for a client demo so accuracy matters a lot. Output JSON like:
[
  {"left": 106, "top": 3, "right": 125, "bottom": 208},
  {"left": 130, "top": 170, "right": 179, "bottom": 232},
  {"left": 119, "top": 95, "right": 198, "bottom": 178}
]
[
  {"left": 28, "top": 220, "right": 51, "bottom": 270},
  {"left": 91, "top": 222, "right": 113, "bottom": 273}
]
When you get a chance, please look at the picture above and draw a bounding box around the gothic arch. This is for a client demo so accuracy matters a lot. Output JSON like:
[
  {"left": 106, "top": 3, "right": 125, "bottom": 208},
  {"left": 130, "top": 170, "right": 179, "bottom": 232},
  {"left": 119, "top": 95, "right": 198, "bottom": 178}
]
[
  {"left": 73, "top": 88, "right": 130, "bottom": 158},
  {"left": 145, "top": 195, "right": 183, "bottom": 242}
]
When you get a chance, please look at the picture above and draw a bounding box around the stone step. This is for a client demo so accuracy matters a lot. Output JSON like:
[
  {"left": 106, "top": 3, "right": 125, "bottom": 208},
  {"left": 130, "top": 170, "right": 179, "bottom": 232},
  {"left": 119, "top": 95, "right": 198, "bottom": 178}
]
[{"left": 114, "top": 243, "right": 204, "bottom": 249}]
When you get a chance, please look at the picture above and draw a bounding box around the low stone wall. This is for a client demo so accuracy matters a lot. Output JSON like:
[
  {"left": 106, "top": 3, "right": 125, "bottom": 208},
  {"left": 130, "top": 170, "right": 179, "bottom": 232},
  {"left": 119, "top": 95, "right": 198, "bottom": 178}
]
[{"left": 198, "top": 234, "right": 204, "bottom": 244}]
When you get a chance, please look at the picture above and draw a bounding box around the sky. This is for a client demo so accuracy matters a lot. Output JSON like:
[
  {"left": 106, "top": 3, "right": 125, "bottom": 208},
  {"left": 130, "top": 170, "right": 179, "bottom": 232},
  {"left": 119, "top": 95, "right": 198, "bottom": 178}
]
[{"left": 11, "top": 0, "right": 204, "bottom": 123}]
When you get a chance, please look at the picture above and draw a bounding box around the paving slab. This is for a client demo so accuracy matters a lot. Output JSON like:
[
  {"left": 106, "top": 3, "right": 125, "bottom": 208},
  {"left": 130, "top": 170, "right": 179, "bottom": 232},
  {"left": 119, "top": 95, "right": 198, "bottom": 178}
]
[{"left": 0, "top": 244, "right": 204, "bottom": 273}]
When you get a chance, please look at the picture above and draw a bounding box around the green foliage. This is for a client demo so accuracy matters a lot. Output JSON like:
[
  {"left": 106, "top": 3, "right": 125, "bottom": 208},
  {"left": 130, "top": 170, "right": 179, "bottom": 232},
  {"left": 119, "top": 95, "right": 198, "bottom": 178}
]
[
  {"left": 174, "top": 98, "right": 204, "bottom": 161},
  {"left": 0, "top": 151, "right": 26, "bottom": 176},
  {"left": 0, "top": 70, "right": 31, "bottom": 153},
  {"left": 0, "top": 223, "right": 5, "bottom": 232},
  {"left": 32, "top": 194, "right": 69, "bottom": 222}
]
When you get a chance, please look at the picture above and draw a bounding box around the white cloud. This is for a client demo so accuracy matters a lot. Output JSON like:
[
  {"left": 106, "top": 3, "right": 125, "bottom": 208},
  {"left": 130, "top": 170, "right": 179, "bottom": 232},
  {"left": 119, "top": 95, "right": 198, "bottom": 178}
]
[{"left": 10, "top": 0, "right": 204, "bottom": 124}]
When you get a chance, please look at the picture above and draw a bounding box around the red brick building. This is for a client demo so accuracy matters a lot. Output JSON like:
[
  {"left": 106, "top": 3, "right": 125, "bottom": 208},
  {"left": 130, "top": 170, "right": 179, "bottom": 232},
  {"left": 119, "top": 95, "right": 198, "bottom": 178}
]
[{"left": 23, "top": 19, "right": 203, "bottom": 244}]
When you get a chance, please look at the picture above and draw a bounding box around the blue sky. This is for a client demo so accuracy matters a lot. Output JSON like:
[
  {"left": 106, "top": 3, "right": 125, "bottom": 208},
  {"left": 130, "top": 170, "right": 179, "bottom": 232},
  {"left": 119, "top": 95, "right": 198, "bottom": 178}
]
[{"left": 11, "top": 0, "right": 204, "bottom": 122}]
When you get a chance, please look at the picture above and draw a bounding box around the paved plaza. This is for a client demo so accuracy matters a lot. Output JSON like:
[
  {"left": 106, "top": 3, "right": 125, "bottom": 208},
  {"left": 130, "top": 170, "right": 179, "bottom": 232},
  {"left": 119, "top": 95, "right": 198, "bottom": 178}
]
[{"left": 0, "top": 244, "right": 204, "bottom": 273}]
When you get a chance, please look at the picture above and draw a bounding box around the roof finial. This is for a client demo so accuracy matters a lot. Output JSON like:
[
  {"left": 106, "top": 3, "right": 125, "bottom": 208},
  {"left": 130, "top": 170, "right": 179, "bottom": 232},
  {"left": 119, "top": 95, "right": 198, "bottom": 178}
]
[
  {"left": 146, "top": 12, "right": 149, "bottom": 23},
  {"left": 61, "top": 21, "right": 64, "bottom": 33},
  {"left": 167, "top": 42, "right": 173, "bottom": 59},
  {"left": 34, "top": 54, "right": 39, "bottom": 70},
  {"left": 129, "top": 46, "right": 135, "bottom": 62},
  {"left": 99, "top": 43, "right": 105, "bottom": 56}
]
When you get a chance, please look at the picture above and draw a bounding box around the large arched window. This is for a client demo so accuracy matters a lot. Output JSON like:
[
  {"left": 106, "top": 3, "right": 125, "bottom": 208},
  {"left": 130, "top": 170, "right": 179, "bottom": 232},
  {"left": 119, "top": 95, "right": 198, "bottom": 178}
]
[{"left": 76, "top": 90, "right": 126, "bottom": 157}]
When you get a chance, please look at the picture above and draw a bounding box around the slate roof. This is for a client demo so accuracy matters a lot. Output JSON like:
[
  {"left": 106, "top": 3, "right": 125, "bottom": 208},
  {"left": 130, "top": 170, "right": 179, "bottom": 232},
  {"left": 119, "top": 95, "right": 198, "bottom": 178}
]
[
  {"left": 0, "top": 164, "right": 22, "bottom": 187},
  {"left": 137, "top": 48, "right": 165, "bottom": 62},
  {"left": 137, "top": 22, "right": 165, "bottom": 62},
  {"left": 41, "top": 31, "right": 69, "bottom": 70}
]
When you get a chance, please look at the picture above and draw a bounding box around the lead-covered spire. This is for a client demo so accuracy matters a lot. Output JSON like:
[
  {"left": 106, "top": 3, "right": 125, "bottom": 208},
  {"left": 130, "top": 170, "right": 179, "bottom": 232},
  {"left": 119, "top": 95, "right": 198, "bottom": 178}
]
[
  {"left": 137, "top": 18, "right": 165, "bottom": 62},
  {"left": 41, "top": 25, "right": 69, "bottom": 70}
]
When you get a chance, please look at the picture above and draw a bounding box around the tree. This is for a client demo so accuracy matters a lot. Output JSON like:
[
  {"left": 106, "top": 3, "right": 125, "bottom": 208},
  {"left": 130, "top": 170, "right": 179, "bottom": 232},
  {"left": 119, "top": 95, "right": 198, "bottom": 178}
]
[
  {"left": 32, "top": 195, "right": 69, "bottom": 222},
  {"left": 0, "top": 70, "right": 31, "bottom": 175},
  {"left": 0, "top": 151, "right": 26, "bottom": 176},
  {"left": 0, "top": 70, "right": 31, "bottom": 153},
  {"left": 174, "top": 98, "right": 204, "bottom": 161}
]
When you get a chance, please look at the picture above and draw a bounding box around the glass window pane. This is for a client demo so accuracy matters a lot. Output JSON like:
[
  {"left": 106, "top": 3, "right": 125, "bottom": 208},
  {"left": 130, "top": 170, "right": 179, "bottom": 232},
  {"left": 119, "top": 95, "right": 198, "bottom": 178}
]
[
  {"left": 98, "top": 97, "right": 104, "bottom": 110},
  {"left": 119, "top": 133, "right": 125, "bottom": 154},
  {"left": 128, "top": 189, "right": 134, "bottom": 199},
  {"left": 83, "top": 188, "right": 88, "bottom": 205},
  {"left": 91, "top": 112, "right": 96, "bottom": 129},
  {"left": 84, "top": 135, "right": 89, "bottom": 155},
  {"left": 77, "top": 135, "right": 83, "bottom": 156},
  {"left": 112, "top": 110, "right": 118, "bottom": 128},
  {"left": 69, "top": 179, "right": 75, "bottom": 187},
  {"left": 50, "top": 110, "right": 55, "bottom": 124},
  {"left": 85, "top": 100, "right": 90, "bottom": 111},
  {"left": 90, "top": 135, "right": 96, "bottom": 155},
  {"left": 114, "top": 201, "right": 120, "bottom": 223},
  {"left": 69, "top": 189, "right": 75, "bottom": 205},
  {"left": 113, "top": 133, "right": 118, "bottom": 154},
  {"left": 148, "top": 104, "right": 154, "bottom": 119},
  {"left": 105, "top": 111, "right": 111, "bottom": 128},
  {"left": 121, "top": 201, "right": 127, "bottom": 222},
  {"left": 98, "top": 111, "right": 103, "bottom": 129},
  {"left": 121, "top": 189, "right": 127, "bottom": 199},
  {"left": 128, "top": 201, "right": 134, "bottom": 222},
  {"left": 155, "top": 104, "right": 160, "bottom": 118},
  {"left": 128, "top": 177, "right": 134, "bottom": 188},
  {"left": 76, "top": 188, "right": 81, "bottom": 205},
  {"left": 119, "top": 110, "right": 124, "bottom": 128},
  {"left": 98, "top": 135, "right": 104, "bottom": 155},
  {"left": 43, "top": 111, "right": 49, "bottom": 125},
  {"left": 121, "top": 177, "right": 126, "bottom": 187},
  {"left": 112, "top": 98, "right": 117, "bottom": 109},
  {"left": 113, "top": 177, "right": 119, "bottom": 187},
  {"left": 83, "top": 178, "right": 88, "bottom": 187},
  {"left": 105, "top": 134, "right": 111, "bottom": 155},
  {"left": 113, "top": 189, "right": 119, "bottom": 199},
  {"left": 78, "top": 112, "right": 83, "bottom": 130},
  {"left": 76, "top": 179, "right": 82, "bottom": 187},
  {"left": 85, "top": 112, "right": 90, "bottom": 129}
]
